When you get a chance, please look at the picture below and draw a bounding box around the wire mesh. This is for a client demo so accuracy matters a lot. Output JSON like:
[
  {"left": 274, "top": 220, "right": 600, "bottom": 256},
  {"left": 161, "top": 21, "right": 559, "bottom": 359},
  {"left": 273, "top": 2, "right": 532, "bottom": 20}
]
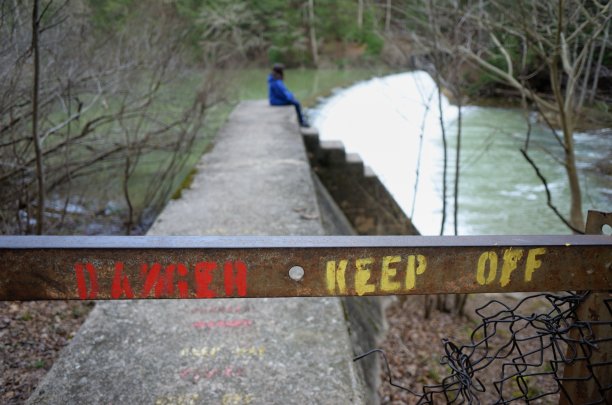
[{"left": 355, "top": 291, "right": 612, "bottom": 404}]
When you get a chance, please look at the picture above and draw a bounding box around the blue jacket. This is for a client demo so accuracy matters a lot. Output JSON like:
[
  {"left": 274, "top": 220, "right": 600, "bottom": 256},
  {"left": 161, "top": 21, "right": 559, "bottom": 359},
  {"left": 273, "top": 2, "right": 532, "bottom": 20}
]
[{"left": 268, "top": 74, "right": 298, "bottom": 105}]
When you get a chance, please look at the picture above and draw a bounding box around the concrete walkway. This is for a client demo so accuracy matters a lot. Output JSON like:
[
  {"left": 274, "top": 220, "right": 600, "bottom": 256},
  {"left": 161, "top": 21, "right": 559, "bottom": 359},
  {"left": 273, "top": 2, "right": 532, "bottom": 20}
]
[{"left": 28, "top": 101, "right": 365, "bottom": 404}]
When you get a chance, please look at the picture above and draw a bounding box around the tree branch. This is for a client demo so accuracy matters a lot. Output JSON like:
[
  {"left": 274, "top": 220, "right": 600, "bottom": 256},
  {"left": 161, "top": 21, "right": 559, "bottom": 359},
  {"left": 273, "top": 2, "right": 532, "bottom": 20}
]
[{"left": 520, "top": 148, "right": 583, "bottom": 234}]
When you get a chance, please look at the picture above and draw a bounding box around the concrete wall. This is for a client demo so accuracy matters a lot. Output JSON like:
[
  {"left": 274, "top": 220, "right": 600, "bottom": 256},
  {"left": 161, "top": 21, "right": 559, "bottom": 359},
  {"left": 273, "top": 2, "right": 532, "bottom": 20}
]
[
  {"left": 303, "top": 129, "right": 420, "bottom": 236},
  {"left": 310, "top": 172, "right": 384, "bottom": 404}
]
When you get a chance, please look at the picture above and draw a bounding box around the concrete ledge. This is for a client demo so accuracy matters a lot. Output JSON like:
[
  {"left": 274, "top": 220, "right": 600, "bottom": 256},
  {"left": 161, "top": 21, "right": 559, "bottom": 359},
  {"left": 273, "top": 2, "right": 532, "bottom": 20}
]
[{"left": 28, "top": 101, "right": 366, "bottom": 405}]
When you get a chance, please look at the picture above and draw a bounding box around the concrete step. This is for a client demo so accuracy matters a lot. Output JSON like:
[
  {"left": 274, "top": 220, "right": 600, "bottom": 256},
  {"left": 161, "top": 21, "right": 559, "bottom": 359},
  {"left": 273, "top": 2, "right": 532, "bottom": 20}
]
[
  {"left": 301, "top": 128, "right": 419, "bottom": 236},
  {"left": 345, "top": 153, "right": 365, "bottom": 176},
  {"left": 319, "top": 140, "right": 346, "bottom": 166}
]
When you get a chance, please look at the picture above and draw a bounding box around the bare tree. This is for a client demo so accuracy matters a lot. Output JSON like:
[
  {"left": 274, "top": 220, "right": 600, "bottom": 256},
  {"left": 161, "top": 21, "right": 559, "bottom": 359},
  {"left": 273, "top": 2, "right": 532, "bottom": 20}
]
[
  {"left": 402, "top": 0, "right": 611, "bottom": 232},
  {"left": 397, "top": 0, "right": 610, "bottom": 316},
  {"left": 0, "top": 1, "right": 223, "bottom": 235},
  {"left": 197, "top": 0, "right": 264, "bottom": 65}
]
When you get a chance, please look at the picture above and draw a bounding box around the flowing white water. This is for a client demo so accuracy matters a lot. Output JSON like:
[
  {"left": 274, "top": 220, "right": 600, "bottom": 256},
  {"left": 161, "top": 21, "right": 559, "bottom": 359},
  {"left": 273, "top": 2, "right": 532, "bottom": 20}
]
[{"left": 311, "top": 72, "right": 611, "bottom": 235}]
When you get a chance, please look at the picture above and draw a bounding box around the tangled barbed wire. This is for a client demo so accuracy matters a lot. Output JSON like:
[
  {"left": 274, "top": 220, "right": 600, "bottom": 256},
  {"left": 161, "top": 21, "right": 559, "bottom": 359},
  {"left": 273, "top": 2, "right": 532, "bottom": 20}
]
[{"left": 355, "top": 291, "right": 611, "bottom": 404}]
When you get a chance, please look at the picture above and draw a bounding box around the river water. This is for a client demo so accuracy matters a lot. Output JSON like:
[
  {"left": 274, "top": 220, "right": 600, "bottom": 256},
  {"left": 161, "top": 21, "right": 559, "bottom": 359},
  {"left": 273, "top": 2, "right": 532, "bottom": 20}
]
[{"left": 310, "top": 72, "right": 611, "bottom": 235}]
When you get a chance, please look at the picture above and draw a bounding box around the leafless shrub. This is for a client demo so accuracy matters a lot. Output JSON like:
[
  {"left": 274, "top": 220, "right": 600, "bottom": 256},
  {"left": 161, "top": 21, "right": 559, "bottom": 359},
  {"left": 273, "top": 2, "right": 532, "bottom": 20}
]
[{"left": 0, "top": 1, "right": 225, "bottom": 235}]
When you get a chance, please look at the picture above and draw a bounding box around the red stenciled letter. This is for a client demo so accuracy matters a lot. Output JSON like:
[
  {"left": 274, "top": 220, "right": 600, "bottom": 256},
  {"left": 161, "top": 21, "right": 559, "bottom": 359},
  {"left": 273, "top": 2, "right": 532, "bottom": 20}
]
[
  {"left": 111, "top": 262, "right": 134, "bottom": 299},
  {"left": 195, "top": 262, "right": 216, "bottom": 298},
  {"left": 176, "top": 263, "right": 189, "bottom": 298},
  {"left": 224, "top": 261, "right": 247, "bottom": 297},
  {"left": 74, "top": 263, "right": 98, "bottom": 299},
  {"left": 140, "top": 263, "right": 162, "bottom": 298},
  {"left": 160, "top": 264, "right": 176, "bottom": 297},
  {"left": 140, "top": 263, "right": 185, "bottom": 298}
]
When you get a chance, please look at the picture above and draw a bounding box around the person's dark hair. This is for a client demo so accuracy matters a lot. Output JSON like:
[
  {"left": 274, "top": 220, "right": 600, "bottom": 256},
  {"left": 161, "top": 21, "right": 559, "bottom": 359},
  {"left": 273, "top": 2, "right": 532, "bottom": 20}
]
[{"left": 272, "top": 63, "right": 284, "bottom": 80}]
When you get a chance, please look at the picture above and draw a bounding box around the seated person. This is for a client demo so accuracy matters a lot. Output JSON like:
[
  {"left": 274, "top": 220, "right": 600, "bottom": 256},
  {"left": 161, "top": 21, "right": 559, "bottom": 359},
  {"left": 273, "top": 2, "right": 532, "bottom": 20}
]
[{"left": 268, "top": 64, "right": 309, "bottom": 127}]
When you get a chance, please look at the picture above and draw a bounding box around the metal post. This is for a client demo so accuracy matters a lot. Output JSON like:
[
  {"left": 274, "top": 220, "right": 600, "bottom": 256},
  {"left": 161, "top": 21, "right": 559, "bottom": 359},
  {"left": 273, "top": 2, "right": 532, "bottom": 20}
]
[{"left": 560, "top": 211, "right": 612, "bottom": 404}]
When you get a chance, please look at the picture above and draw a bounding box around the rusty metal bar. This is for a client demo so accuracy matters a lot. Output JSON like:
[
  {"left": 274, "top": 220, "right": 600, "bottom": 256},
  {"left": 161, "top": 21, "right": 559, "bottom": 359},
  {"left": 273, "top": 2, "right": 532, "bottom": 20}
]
[{"left": 1, "top": 234, "right": 610, "bottom": 300}]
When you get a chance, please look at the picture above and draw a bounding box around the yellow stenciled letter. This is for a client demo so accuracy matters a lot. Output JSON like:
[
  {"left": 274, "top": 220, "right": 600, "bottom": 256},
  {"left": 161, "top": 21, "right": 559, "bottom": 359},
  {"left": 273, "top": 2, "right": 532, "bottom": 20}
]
[
  {"left": 326, "top": 260, "right": 347, "bottom": 294},
  {"left": 355, "top": 257, "right": 375, "bottom": 296},
  {"left": 381, "top": 256, "right": 401, "bottom": 292},
  {"left": 405, "top": 255, "right": 427, "bottom": 290},
  {"left": 524, "top": 248, "right": 546, "bottom": 282},
  {"left": 499, "top": 248, "right": 524, "bottom": 287},
  {"left": 476, "top": 251, "right": 498, "bottom": 286}
]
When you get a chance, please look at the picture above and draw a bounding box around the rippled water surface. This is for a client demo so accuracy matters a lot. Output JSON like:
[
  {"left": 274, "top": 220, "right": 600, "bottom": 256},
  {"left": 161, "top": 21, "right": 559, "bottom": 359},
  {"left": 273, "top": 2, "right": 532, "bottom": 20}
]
[{"left": 311, "top": 72, "right": 611, "bottom": 235}]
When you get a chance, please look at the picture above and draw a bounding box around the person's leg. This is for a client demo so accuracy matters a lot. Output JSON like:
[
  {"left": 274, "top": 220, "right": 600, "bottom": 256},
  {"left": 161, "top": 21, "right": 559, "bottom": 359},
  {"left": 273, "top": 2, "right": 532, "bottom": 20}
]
[{"left": 292, "top": 101, "right": 308, "bottom": 127}]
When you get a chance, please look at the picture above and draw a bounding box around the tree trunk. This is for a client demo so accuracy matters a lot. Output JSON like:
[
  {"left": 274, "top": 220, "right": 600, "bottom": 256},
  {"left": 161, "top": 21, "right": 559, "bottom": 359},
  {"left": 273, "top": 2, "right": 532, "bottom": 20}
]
[
  {"left": 385, "top": 0, "right": 391, "bottom": 32},
  {"left": 427, "top": 0, "right": 448, "bottom": 236},
  {"left": 123, "top": 152, "right": 134, "bottom": 235},
  {"left": 357, "top": 0, "right": 364, "bottom": 29},
  {"left": 308, "top": 0, "right": 319, "bottom": 67},
  {"left": 31, "top": 0, "right": 44, "bottom": 235},
  {"left": 437, "top": 79, "right": 448, "bottom": 236},
  {"left": 453, "top": 100, "right": 461, "bottom": 236},
  {"left": 563, "top": 122, "right": 584, "bottom": 231},
  {"left": 589, "top": 22, "right": 609, "bottom": 104},
  {"left": 551, "top": 0, "right": 584, "bottom": 231},
  {"left": 577, "top": 40, "right": 595, "bottom": 109}
]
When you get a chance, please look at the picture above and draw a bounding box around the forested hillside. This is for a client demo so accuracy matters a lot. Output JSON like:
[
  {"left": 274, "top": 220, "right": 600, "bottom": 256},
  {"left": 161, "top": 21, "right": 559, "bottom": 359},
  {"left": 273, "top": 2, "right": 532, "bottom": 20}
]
[{"left": 85, "top": 0, "right": 394, "bottom": 66}]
